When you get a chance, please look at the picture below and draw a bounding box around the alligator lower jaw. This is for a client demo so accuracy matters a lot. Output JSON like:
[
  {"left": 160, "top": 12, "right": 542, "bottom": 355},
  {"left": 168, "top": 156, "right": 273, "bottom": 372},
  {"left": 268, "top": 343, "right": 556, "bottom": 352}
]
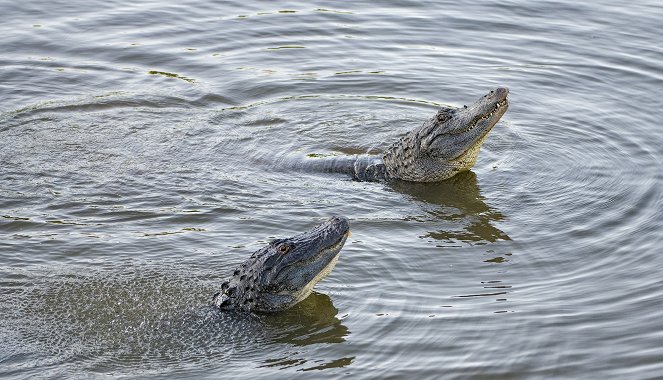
[
  {"left": 451, "top": 100, "right": 508, "bottom": 162},
  {"left": 302, "top": 230, "right": 348, "bottom": 285},
  {"left": 331, "top": 230, "right": 351, "bottom": 249},
  {"left": 300, "top": 230, "right": 349, "bottom": 266},
  {"left": 274, "top": 231, "right": 348, "bottom": 308},
  {"left": 292, "top": 250, "right": 342, "bottom": 305},
  {"left": 458, "top": 98, "right": 509, "bottom": 135},
  {"left": 492, "top": 98, "right": 509, "bottom": 119}
]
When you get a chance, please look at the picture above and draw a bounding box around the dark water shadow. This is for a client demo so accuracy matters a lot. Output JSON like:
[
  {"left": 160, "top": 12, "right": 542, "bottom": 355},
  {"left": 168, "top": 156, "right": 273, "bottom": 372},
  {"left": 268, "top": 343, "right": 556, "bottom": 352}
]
[
  {"left": 261, "top": 291, "right": 350, "bottom": 345},
  {"left": 257, "top": 291, "right": 354, "bottom": 371},
  {"left": 389, "top": 172, "right": 515, "bottom": 309},
  {"left": 389, "top": 171, "right": 510, "bottom": 245}
]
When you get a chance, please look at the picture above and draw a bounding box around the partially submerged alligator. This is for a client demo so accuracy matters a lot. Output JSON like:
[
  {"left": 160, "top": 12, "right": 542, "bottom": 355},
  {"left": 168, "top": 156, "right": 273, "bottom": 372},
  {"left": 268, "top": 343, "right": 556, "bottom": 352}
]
[
  {"left": 212, "top": 89, "right": 509, "bottom": 312},
  {"left": 302, "top": 87, "right": 509, "bottom": 182},
  {"left": 213, "top": 216, "right": 350, "bottom": 312}
]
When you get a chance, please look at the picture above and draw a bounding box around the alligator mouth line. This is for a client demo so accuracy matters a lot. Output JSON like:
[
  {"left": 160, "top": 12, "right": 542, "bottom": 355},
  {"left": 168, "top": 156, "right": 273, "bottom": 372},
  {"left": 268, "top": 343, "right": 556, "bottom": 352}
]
[
  {"left": 269, "top": 228, "right": 349, "bottom": 305},
  {"left": 273, "top": 229, "right": 350, "bottom": 279},
  {"left": 478, "top": 98, "right": 508, "bottom": 131},
  {"left": 302, "top": 229, "right": 350, "bottom": 266},
  {"left": 290, "top": 230, "right": 349, "bottom": 303},
  {"left": 454, "top": 98, "right": 509, "bottom": 135},
  {"left": 425, "top": 97, "right": 508, "bottom": 155},
  {"left": 451, "top": 99, "right": 508, "bottom": 160}
]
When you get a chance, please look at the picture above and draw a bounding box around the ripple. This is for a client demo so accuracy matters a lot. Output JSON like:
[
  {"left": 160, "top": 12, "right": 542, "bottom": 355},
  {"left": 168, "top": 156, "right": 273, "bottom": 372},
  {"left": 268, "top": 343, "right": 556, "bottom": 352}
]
[
  {"left": 3, "top": 0, "right": 663, "bottom": 378},
  {"left": 0, "top": 262, "right": 357, "bottom": 376}
]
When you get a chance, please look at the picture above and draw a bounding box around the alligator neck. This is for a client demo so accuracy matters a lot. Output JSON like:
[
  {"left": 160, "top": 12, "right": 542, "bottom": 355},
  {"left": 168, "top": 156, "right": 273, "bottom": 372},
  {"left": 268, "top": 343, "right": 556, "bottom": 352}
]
[
  {"left": 291, "top": 154, "right": 389, "bottom": 182},
  {"left": 351, "top": 155, "right": 389, "bottom": 182}
]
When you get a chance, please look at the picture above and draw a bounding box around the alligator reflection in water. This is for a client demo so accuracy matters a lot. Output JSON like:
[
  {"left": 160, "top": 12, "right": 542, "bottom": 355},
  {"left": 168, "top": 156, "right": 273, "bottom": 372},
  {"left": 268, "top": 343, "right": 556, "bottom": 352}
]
[
  {"left": 390, "top": 171, "right": 510, "bottom": 245},
  {"left": 259, "top": 291, "right": 354, "bottom": 370},
  {"left": 263, "top": 292, "right": 349, "bottom": 345},
  {"left": 390, "top": 172, "right": 515, "bottom": 309}
]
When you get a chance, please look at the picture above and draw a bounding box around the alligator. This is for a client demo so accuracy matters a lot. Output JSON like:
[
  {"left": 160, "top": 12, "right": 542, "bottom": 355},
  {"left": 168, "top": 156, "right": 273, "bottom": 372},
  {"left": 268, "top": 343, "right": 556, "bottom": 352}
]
[
  {"left": 299, "top": 87, "right": 509, "bottom": 182},
  {"left": 213, "top": 216, "right": 350, "bottom": 312}
]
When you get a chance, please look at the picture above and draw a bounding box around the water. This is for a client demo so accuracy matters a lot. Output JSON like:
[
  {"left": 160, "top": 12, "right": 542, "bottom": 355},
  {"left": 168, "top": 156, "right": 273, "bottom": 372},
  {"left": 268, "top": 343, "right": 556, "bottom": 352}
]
[{"left": 1, "top": 0, "right": 662, "bottom": 378}]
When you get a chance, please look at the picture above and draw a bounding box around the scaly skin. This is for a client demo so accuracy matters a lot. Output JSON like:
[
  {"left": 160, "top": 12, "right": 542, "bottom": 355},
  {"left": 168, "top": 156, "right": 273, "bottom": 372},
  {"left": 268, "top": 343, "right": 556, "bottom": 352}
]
[
  {"left": 306, "top": 88, "right": 509, "bottom": 182},
  {"left": 381, "top": 87, "right": 509, "bottom": 182},
  {"left": 213, "top": 216, "right": 350, "bottom": 312}
]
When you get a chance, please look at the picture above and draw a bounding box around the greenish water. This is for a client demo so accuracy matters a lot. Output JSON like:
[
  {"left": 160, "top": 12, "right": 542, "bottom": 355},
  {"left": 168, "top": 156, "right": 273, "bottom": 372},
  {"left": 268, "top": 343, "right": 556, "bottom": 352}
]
[{"left": 1, "top": 1, "right": 662, "bottom": 378}]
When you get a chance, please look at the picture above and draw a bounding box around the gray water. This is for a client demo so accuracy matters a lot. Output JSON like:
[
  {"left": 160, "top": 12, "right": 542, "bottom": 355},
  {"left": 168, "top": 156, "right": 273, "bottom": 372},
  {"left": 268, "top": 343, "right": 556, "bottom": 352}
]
[{"left": 1, "top": 0, "right": 662, "bottom": 378}]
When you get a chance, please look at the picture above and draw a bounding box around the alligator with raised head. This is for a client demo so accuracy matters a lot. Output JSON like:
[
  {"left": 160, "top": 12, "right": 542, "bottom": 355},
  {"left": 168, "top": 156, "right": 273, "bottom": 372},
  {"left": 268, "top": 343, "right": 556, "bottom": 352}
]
[
  {"left": 212, "top": 89, "right": 509, "bottom": 311},
  {"left": 213, "top": 216, "right": 350, "bottom": 312},
  {"left": 299, "top": 87, "right": 509, "bottom": 182}
]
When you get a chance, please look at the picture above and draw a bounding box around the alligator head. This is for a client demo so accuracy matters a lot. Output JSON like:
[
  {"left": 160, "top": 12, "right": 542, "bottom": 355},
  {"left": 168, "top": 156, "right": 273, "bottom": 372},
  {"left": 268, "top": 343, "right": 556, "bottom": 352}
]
[
  {"left": 213, "top": 216, "right": 350, "bottom": 312},
  {"left": 382, "top": 87, "right": 509, "bottom": 182}
]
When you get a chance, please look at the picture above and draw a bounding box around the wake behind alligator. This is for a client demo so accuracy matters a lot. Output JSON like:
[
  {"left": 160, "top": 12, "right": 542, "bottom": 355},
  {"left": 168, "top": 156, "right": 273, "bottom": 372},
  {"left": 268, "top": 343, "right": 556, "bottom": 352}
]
[{"left": 289, "top": 87, "right": 509, "bottom": 182}]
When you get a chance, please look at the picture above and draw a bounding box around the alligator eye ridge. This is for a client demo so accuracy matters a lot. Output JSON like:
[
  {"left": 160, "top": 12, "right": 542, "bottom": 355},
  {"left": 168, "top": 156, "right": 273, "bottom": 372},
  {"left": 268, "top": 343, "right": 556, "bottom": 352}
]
[{"left": 278, "top": 244, "right": 291, "bottom": 254}]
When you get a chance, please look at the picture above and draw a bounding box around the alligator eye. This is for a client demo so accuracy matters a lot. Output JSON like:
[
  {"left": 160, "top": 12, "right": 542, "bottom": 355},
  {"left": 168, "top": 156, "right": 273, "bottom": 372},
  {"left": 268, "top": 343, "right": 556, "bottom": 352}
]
[{"left": 278, "top": 244, "right": 291, "bottom": 254}]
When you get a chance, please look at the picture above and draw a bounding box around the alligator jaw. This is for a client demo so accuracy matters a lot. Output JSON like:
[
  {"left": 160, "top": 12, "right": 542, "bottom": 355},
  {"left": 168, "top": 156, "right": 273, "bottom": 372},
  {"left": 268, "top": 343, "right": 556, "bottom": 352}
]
[
  {"left": 452, "top": 88, "right": 509, "bottom": 160},
  {"left": 286, "top": 230, "right": 348, "bottom": 305},
  {"left": 267, "top": 217, "right": 349, "bottom": 308},
  {"left": 424, "top": 87, "right": 509, "bottom": 160},
  {"left": 214, "top": 216, "right": 350, "bottom": 312}
]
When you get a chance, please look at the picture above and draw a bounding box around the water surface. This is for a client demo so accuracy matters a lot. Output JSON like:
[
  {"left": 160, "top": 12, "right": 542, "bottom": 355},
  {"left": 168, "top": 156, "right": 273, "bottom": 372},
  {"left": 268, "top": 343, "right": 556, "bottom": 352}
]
[{"left": 2, "top": 0, "right": 663, "bottom": 378}]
